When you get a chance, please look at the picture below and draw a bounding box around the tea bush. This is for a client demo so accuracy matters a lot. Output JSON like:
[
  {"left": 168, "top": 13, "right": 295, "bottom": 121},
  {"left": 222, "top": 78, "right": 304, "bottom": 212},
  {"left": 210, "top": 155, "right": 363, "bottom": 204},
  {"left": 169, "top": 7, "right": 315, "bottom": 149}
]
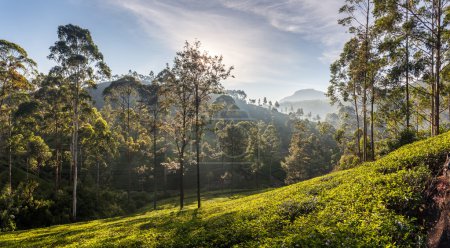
[{"left": 1, "top": 131, "right": 449, "bottom": 247}]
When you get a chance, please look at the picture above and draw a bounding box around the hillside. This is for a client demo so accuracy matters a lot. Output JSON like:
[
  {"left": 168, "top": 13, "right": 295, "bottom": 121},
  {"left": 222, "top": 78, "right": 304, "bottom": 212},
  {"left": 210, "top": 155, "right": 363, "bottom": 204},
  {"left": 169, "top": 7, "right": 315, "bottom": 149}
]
[
  {"left": 2, "top": 132, "right": 450, "bottom": 247},
  {"left": 279, "top": 89, "right": 327, "bottom": 103},
  {"left": 278, "top": 89, "right": 337, "bottom": 119}
]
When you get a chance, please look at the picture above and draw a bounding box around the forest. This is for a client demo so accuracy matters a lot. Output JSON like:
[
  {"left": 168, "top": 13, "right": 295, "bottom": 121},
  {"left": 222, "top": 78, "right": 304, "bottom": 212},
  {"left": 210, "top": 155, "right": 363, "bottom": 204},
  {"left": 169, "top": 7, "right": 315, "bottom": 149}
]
[{"left": 2, "top": 0, "right": 450, "bottom": 247}]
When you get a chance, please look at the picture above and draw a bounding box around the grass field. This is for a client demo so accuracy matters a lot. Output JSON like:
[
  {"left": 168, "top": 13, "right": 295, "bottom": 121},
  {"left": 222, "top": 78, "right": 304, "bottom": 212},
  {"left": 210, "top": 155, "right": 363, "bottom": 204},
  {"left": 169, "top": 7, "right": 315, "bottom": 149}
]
[{"left": 2, "top": 132, "right": 450, "bottom": 247}]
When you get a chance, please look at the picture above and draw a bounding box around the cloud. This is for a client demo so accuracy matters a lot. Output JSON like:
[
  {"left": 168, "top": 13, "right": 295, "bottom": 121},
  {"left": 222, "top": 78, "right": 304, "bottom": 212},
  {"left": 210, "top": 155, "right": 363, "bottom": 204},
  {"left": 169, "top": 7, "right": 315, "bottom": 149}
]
[
  {"left": 102, "top": 0, "right": 349, "bottom": 99},
  {"left": 216, "top": 0, "right": 349, "bottom": 63},
  {"left": 106, "top": 0, "right": 299, "bottom": 86}
]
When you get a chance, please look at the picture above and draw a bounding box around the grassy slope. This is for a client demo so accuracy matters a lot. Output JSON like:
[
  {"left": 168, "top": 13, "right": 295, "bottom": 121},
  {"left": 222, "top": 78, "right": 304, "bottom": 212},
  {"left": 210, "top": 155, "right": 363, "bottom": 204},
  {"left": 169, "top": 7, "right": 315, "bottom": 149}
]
[{"left": 2, "top": 132, "right": 450, "bottom": 247}]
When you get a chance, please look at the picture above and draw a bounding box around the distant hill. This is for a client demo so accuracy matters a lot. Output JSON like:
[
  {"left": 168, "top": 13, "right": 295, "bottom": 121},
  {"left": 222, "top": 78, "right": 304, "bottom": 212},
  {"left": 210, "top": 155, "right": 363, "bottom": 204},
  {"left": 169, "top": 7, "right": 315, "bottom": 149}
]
[
  {"left": 278, "top": 89, "right": 336, "bottom": 119},
  {"left": 279, "top": 89, "right": 327, "bottom": 103}
]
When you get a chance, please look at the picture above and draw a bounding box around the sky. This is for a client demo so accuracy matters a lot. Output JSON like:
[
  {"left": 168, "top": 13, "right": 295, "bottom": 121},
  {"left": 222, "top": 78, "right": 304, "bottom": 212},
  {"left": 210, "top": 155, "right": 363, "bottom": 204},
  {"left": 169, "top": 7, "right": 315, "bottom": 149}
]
[{"left": 0, "top": 0, "right": 349, "bottom": 101}]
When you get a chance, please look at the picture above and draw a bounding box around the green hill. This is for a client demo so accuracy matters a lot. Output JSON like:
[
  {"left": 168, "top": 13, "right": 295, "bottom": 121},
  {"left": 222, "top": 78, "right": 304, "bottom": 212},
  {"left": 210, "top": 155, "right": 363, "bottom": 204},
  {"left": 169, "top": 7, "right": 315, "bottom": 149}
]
[{"left": 2, "top": 132, "right": 450, "bottom": 247}]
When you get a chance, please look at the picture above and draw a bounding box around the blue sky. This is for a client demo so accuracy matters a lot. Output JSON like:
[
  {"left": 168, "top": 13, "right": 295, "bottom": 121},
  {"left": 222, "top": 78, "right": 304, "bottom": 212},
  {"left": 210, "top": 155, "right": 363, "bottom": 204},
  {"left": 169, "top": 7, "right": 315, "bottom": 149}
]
[{"left": 0, "top": 0, "right": 349, "bottom": 101}]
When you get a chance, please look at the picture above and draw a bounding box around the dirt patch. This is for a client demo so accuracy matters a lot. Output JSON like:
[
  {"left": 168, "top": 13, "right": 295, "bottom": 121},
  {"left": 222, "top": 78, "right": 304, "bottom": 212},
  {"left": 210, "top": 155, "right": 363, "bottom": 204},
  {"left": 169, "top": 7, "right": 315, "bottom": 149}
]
[{"left": 427, "top": 158, "right": 450, "bottom": 248}]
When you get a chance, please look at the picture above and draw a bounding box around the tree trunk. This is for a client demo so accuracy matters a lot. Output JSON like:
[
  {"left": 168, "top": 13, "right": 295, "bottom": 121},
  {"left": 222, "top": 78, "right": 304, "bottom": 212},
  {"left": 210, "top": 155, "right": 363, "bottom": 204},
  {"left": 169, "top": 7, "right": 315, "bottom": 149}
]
[
  {"left": 8, "top": 108, "right": 12, "bottom": 193},
  {"left": 195, "top": 84, "right": 201, "bottom": 209},
  {"left": 370, "top": 79, "right": 375, "bottom": 161},
  {"left": 405, "top": 0, "right": 410, "bottom": 129},
  {"left": 363, "top": 0, "right": 370, "bottom": 162},
  {"left": 153, "top": 121, "right": 157, "bottom": 210},
  {"left": 431, "top": 7, "right": 436, "bottom": 136},
  {"left": 179, "top": 153, "right": 184, "bottom": 210},
  {"left": 354, "top": 91, "right": 361, "bottom": 161},
  {"left": 72, "top": 84, "right": 79, "bottom": 221},
  {"left": 363, "top": 89, "right": 367, "bottom": 162},
  {"left": 434, "top": 0, "right": 442, "bottom": 136},
  {"left": 127, "top": 95, "right": 131, "bottom": 202}
]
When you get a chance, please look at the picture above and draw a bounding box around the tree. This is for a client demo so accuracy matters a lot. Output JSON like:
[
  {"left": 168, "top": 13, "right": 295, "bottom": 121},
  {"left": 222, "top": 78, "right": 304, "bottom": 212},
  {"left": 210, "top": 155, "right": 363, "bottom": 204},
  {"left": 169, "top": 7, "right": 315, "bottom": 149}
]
[
  {"left": 34, "top": 72, "right": 72, "bottom": 189},
  {"left": 79, "top": 113, "right": 117, "bottom": 203},
  {"left": 161, "top": 41, "right": 232, "bottom": 209},
  {"left": 262, "top": 124, "right": 281, "bottom": 186},
  {"left": 159, "top": 64, "right": 195, "bottom": 209},
  {"left": 103, "top": 75, "right": 142, "bottom": 201},
  {"left": 139, "top": 78, "right": 166, "bottom": 210},
  {"left": 26, "top": 135, "right": 52, "bottom": 178},
  {"left": 48, "top": 24, "right": 110, "bottom": 221},
  {"left": 282, "top": 119, "right": 338, "bottom": 184},
  {"left": 338, "top": 0, "right": 376, "bottom": 162},
  {"left": 187, "top": 41, "right": 233, "bottom": 208},
  {"left": 0, "top": 40, "right": 36, "bottom": 192}
]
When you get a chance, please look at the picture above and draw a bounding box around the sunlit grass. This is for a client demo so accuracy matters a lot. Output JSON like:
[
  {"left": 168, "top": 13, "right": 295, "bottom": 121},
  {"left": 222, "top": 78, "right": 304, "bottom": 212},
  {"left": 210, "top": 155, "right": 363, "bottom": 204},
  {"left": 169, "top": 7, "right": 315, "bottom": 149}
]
[{"left": 2, "top": 132, "right": 450, "bottom": 247}]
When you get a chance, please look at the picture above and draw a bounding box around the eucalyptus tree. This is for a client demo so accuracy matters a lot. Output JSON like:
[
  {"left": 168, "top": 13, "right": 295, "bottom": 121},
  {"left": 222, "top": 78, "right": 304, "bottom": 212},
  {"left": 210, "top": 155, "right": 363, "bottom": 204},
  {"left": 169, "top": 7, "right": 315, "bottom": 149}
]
[
  {"left": 34, "top": 71, "right": 72, "bottom": 189},
  {"left": 138, "top": 75, "right": 167, "bottom": 210},
  {"left": 48, "top": 24, "right": 110, "bottom": 221},
  {"left": 179, "top": 41, "right": 233, "bottom": 208},
  {"left": 103, "top": 75, "right": 142, "bottom": 200},
  {"left": 79, "top": 113, "right": 116, "bottom": 202},
  {"left": 0, "top": 40, "right": 36, "bottom": 192},
  {"left": 328, "top": 38, "right": 363, "bottom": 161},
  {"left": 411, "top": 0, "right": 448, "bottom": 136},
  {"left": 374, "top": 0, "right": 416, "bottom": 130},
  {"left": 336, "top": 0, "right": 385, "bottom": 161},
  {"left": 158, "top": 64, "right": 195, "bottom": 209}
]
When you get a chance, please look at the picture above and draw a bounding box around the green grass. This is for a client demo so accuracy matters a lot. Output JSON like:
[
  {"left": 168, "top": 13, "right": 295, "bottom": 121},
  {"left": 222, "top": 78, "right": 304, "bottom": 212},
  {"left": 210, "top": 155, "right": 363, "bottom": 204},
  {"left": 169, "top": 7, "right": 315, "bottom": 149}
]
[{"left": 2, "top": 132, "right": 450, "bottom": 247}]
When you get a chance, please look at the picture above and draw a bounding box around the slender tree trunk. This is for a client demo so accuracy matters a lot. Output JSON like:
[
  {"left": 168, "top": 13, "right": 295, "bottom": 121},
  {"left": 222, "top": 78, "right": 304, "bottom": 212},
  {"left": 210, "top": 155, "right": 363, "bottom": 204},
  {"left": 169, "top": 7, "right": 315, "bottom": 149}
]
[
  {"left": 354, "top": 92, "right": 361, "bottom": 160},
  {"left": 72, "top": 84, "right": 79, "bottom": 221},
  {"left": 179, "top": 152, "right": 184, "bottom": 210},
  {"left": 127, "top": 96, "right": 131, "bottom": 202},
  {"left": 195, "top": 84, "right": 201, "bottom": 208},
  {"left": 434, "top": 0, "right": 442, "bottom": 136},
  {"left": 405, "top": 0, "right": 410, "bottom": 129},
  {"left": 153, "top": 121, "right": 157, "bottom": 210},
  {"left": 363, "top": 89, "right": 367, "bottom": 162},
  {"left": 363, "top": 0, "right": 370, "bottom": 162},
  {"left": 8, "top": 108, "right": 12, "bottom": 193},
  {"left": 370, "top": 80, "right": 375, "bottom": 161},
  {"left": 55, "top": 115, "right": 59, "bottom": 190},
  {"left": 69, "top": 142, "right": 73, "bottom": 185},
  {"left": 431, "top": 8, "right": 436, "bottom": 136}
]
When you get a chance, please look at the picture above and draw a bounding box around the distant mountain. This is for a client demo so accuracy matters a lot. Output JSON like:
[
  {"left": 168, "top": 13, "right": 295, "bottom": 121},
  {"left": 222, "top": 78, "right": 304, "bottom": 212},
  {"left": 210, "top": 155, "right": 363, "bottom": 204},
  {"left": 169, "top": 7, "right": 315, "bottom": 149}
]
[
  {"left": 279, "top": 89, "right": 327, "bottom": 103},
  {"left": 278, "top": 89, "right": 336, "bottom": 119}
]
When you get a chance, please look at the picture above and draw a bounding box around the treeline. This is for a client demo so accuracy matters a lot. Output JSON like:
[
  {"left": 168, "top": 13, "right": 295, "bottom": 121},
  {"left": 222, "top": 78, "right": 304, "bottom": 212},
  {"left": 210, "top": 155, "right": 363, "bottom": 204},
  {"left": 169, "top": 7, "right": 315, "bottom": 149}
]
[
  {"left": 328, "top": 0, "right": 450, "bottom": 165},
  {"left": 0, "top": 24, "right": 341, "bottom": 231}
]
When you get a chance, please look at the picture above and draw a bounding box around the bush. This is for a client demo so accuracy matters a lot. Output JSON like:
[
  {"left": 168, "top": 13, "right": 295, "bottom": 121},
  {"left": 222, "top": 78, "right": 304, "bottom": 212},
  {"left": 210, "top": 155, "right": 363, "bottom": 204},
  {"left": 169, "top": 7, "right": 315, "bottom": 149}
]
[
  {"left": 0, "top": 181, "right": 53, "bottom": 231},
  {"left": 338, "top": 154, "right": 360, "bottom": 170}
]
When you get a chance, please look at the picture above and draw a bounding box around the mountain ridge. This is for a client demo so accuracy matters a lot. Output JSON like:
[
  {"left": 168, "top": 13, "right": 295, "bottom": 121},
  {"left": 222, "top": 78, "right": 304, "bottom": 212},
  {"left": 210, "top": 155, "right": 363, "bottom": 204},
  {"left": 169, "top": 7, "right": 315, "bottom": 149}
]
[{"left": 279, "top": 88, "right": 327, "bottom": 103}]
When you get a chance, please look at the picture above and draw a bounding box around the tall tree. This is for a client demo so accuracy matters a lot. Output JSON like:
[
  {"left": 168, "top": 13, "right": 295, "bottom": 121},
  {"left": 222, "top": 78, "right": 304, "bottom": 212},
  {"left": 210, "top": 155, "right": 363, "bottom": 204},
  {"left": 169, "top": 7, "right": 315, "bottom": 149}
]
[
  {"left": 159, "top": 64, "right": 195, "bottom": 209},
  {"left": 139, "top": 78, "right": 166, "bottom": 210},
  {"left": 48, "top": 24, "right": 110, "bottom": 221},
  {"left": 103, "top": 75, "right": 142, "bottom": 201},
  {"left": 0, "top": 40, "right": 36, "bottom": 192},
  {"left": 182, "top": 41, "right": 233, "bottom": 208}
]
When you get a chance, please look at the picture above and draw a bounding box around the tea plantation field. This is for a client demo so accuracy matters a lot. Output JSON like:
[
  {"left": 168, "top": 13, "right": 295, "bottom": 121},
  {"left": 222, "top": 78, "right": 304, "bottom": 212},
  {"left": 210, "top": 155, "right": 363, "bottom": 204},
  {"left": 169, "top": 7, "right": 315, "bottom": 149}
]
[{"left": 2, "top": 132, "right": 450, "bottom": 247}]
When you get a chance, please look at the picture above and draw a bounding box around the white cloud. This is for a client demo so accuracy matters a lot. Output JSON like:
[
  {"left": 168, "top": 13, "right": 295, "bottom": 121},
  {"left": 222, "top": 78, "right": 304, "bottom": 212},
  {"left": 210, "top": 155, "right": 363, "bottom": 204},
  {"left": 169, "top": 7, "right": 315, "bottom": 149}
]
[
  {"left": 106, "top": 0, "right": 301, "bottom": 86},
  {"left": 102, "top": 0, "right": 349, "bottom": 100},
  {"left": 217, "top": 0, "right": 349, "bottom": 63}
]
